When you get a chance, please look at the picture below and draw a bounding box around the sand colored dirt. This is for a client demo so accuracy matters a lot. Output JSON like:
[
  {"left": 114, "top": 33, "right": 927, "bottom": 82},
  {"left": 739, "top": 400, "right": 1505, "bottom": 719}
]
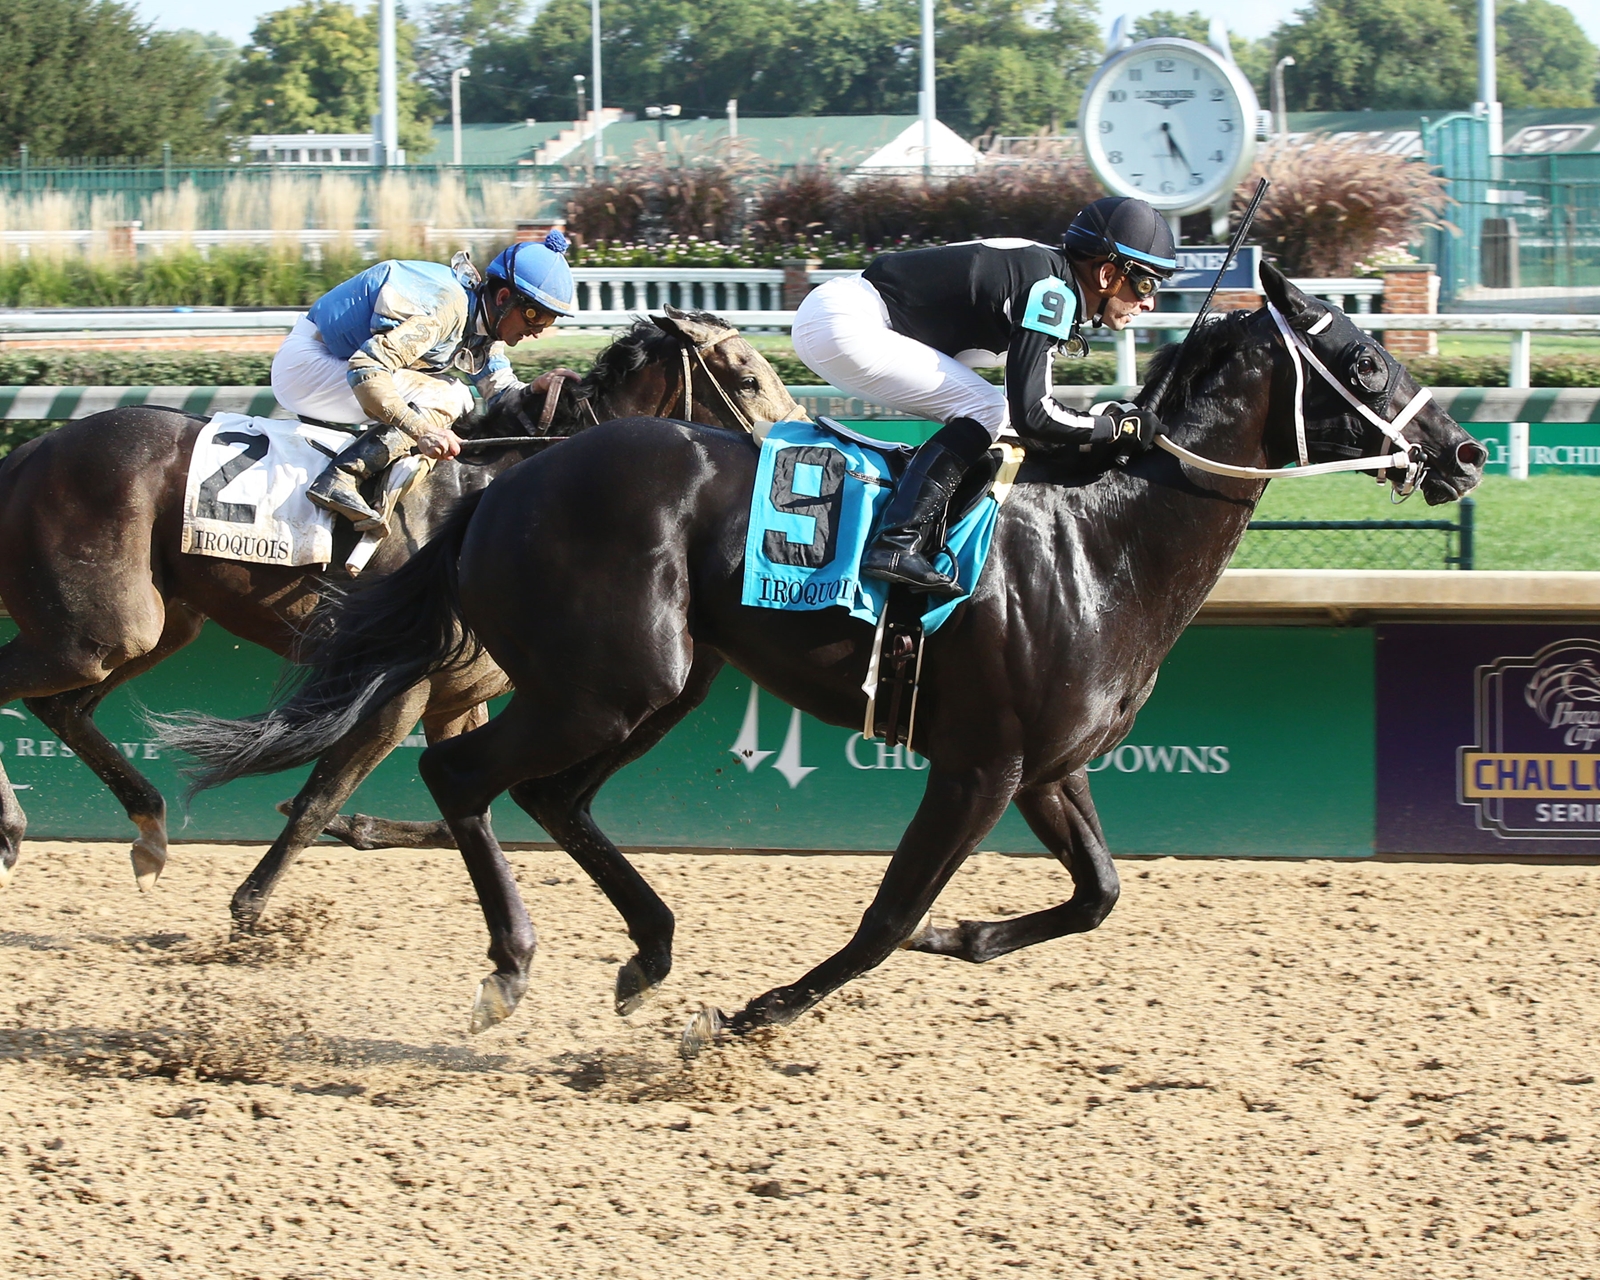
[{"left": 1, "top": 841, "right": 1597, "bottom": 1278}]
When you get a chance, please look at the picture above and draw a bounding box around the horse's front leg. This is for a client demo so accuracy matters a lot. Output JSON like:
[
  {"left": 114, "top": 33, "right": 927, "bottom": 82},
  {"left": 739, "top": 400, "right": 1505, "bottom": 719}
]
[
  {"left": 683, "top": 760, "right": 1018, "bottom": 1057},
  {"left": 910, "top": 769, "right": 1120, "bottom": 963}
]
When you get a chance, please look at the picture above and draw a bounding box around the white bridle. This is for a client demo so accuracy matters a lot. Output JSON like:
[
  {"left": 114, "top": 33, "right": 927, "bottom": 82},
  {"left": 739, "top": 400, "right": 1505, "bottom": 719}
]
[{"left": 1154, "top": 303, "right": 1434, "bottom": 496}]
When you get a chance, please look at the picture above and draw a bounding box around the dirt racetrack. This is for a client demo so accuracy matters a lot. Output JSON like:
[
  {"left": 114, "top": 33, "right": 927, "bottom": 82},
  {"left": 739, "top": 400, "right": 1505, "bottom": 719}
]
[{"left": 1, "top": 841, "right": 1597, "bottom": 1279}]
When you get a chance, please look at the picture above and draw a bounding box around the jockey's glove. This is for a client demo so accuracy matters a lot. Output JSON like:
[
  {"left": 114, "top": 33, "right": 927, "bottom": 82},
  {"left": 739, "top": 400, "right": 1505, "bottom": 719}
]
[{"left": 1091, "top": 401, "right": 1163, "bottom": 456}]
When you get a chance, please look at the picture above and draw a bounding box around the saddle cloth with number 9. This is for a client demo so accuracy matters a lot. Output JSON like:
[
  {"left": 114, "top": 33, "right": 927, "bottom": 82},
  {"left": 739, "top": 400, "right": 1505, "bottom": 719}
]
[
  {"left": 741, "top": 419, "right": 1015, "bottom": 635},
  {"left": 181, "top": 413, "right": 351, "bottom": 567}
]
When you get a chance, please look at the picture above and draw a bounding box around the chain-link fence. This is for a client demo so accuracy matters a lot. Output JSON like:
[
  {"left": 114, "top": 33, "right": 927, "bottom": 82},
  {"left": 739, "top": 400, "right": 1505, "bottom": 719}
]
[{"left": 1231, "top": 497, "right": 1475, "bottom": 570}]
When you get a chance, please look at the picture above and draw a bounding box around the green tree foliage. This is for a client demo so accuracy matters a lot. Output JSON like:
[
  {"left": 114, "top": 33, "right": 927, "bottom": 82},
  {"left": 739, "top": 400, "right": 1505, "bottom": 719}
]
[
  {"left": 227, "top": 1, "right": 434, "bottom": 152},
  {"left": 413, "top": 0, "right": 528, "bottom": 103},
  {"left": 1272, "top": 0, "right": 1600, "bottom": 111},
  {"left": 1273, "top": 0, "right": 1477, "bottom": 111},
  {"left": 460, "top": 0, "right": 1101, "bottom": 136},
  {"left": 0, "top": 0, "right": 229, "bottom": 158},
  {"left": 1496, "top": 0, "right": 1598, "bottom": 108}
]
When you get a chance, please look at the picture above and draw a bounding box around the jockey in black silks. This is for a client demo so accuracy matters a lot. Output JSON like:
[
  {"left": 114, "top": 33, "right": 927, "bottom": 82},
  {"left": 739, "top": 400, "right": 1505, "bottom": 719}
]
[
  {"left": 791, "top": 195, "right": 1179, "bottom": 598},
  {"left": 270, "top": 231, "right": 583, "bottom": 529}
]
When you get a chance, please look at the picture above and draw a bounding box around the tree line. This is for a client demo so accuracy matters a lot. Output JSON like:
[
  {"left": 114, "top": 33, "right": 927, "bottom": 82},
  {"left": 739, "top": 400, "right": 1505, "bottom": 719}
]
[{"left": 1, "top": 0, "right": 1597, "bottom": 161}]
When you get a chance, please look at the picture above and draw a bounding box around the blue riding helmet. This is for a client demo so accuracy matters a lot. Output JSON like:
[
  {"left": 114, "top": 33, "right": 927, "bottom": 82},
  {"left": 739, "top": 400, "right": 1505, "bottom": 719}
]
[
  {"left": 1063, "top": 196, "right": 1178, "bottom": 284},
  {"left": 486, "top": 228, "right": 577, "bottom": 318}
]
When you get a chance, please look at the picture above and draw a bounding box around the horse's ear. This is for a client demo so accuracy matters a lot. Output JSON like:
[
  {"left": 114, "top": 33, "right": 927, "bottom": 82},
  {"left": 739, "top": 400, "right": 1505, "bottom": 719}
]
[
  {"left": 653, "top": 304, "right": 734, "bottom": 347},
  {"left": 1258, "top": 260, "right": 1327, "bottom": 330}
]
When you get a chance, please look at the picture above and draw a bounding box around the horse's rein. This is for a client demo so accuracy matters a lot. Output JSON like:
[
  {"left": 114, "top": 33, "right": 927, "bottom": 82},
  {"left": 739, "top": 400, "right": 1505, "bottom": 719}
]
[{"left": 1153, "top": 304, "right": 1431, "bottom": 494}]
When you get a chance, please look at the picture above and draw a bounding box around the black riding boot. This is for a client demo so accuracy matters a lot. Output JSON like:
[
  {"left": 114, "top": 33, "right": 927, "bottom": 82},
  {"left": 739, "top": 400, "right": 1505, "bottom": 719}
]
[
  {"left": 306, "top": 424, "right": 413, "bottom": 530},
  {"left": 862, "top": 418, "right": 992, "bottom": 599}
]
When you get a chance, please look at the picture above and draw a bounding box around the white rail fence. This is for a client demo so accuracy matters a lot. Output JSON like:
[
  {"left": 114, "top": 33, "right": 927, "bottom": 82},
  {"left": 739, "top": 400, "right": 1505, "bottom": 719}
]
[{"left": 0, "top": 268, "right": 1587, "bottom": 388}]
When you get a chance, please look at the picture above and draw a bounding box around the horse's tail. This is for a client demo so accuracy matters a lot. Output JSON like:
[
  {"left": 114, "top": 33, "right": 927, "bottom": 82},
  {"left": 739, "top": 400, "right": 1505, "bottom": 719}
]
[{"left": 156, "top": 490, "right": 487, "bottom": 794}]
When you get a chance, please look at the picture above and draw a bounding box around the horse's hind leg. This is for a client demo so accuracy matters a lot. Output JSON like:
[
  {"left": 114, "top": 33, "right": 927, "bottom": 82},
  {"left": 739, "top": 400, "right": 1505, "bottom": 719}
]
[
  {"left": 510, "top": 652, "right": 725, "bottom": 1018},
  {"left": 230, "top": 681, "right": 434, "bottom": 933},
  {"left": 684, "top": 759, "right": 1018, "bottom": 1056},
  {"left": 23, "top": 603, "right": 207, "bottom": 891},
  {"left": 909, "top": 769, "right": 1120, "bottom": 963},
  {"left": 313, "top": 701, "right": 485, "bottom": 851},
  {"left": 420, "top": 672, "right": 692, "bottom": 1032}
]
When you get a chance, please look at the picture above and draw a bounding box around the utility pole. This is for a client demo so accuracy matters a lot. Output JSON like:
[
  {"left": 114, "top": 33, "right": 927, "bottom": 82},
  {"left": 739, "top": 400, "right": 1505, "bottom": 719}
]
[
  {"left": 379, "top": 0, "right": 399, "bottom": 165},
  {"left": 591, "top": 0, "right": 605, "bottom": 167},
  {"left": 1272, "top": 56, "right": 1295, "bottom": 139},
  {"left": 1478, "top": 0, "right": 1501, "bottom": 155},
  {"left": 451, "top": 68, "right": 471, "bottom": 166},
  {"left": 575, "top": 74, "right": 586, "bottom": 127},
  {"left": 919, "top": 0, "right": 935, "bottom": 175}
]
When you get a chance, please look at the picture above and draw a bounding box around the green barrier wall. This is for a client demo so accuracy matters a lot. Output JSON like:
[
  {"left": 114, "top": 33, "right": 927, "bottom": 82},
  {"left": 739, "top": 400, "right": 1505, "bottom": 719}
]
[
  {"left": 0, "top": 622, "right": 1375, "bottom": 857},
  {"left": 1467, "top": 423, "right": 1600, "bottom": 474}
]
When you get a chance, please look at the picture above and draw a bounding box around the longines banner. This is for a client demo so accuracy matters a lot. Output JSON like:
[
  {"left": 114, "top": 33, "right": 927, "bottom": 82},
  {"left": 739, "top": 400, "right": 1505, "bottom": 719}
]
[
  {"left": 1377, "top": 624, "right": 1600, "bottom": 854},
  {"left": 0, "top": 622, "right": 1375, "bottom": 857}
]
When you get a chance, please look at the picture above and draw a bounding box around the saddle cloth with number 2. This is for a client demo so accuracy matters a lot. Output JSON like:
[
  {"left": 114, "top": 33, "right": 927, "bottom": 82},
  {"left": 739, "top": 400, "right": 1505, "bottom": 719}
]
[
  {"left": 181, "top": 413, "right": 352, "bottom": 567},
  {"left": 741, "top": 419, "right": 1017, "bottom": 635}
]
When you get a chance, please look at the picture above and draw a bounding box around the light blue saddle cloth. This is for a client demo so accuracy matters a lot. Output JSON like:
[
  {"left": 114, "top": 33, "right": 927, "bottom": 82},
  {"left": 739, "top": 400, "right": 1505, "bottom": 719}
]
[{"left": 741, "top": 420, "right": 1001, "bottom": 634}]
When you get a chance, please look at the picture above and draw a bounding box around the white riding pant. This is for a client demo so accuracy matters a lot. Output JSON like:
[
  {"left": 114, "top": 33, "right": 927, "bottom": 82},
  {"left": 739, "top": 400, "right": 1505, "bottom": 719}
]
[
  {"left": 271, "top": 317, "right": 475, "bottom": 430},
  {"left": 791, "top": 273, "right": 1009, "bottom": 441}
]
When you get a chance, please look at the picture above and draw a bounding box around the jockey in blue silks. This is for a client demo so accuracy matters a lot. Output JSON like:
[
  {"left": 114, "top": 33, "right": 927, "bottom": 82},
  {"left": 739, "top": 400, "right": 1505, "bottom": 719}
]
[{"left": 270, "top": 229, "right": 581, "bottom": 528}]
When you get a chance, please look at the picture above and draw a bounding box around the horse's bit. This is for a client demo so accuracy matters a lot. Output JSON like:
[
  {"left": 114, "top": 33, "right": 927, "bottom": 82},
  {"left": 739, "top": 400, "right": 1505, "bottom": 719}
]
[{"left": 1154, "top": 303, "right": 1433, "bottom": 496}]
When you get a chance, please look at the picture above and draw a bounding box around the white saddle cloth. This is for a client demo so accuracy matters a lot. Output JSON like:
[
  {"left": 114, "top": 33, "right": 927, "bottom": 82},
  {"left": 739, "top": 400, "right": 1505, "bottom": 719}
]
[{"left": 181, "top": 414, "right": 354, "bottom": 567}]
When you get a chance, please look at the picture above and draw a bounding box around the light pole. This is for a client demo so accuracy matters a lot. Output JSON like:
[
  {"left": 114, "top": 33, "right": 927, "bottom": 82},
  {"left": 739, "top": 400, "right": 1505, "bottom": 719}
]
[
  {"left": 919, "top": 0, "right": 935, "bottom": 175},
  {"left": 1478, "top": 0, "right": 1502, "bottom": 155},
  {"left": 1272, "top": 56, "right": 1295, "bottom": 140},
  {"left": 451, "top": 68, "right": 471, "bottom": 166},
  {"left": 645, "top": 103, "right": 681, "bottom": 148},
  {"left": 378, "top": 0, "right": 399, "bottom": 165},
  {"left": 574, "top": 74, "right": 586, "bottom": 126},
  {"left": 590, "top": 0, "right": 605, "bottom": 166}
]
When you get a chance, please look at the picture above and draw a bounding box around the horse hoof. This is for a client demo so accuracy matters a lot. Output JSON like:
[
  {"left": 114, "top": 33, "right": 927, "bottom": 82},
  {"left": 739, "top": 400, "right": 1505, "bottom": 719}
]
[
  {"left": 130, "top": 815, "right": 167, "bottom": 893},
  {"left": 469, "top": 972, "right": 526, "bottom": 1034},
  {"left": 0, "top": 860, "right": 12, "bottom": 890},
  {"left": 614, "top": 958, "right": 659, "bottom": 1017},
  {"left": 680, "top": 1005, "right": 726, "bottom": 1060}
]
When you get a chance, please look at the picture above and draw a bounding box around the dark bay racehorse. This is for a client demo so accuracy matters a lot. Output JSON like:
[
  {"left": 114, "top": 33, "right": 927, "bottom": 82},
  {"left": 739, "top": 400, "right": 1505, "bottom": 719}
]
[
  {"left": 0, "top": 308, "right": 800, "bottom": 910},
  {"left": 166, "top": 267, "right": 1487, "bottom": 1043}
]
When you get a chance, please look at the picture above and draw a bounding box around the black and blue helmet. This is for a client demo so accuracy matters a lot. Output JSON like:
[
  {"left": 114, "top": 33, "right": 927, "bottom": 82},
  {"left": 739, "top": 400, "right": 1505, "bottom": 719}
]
[{"left": 1063, "top": 196, "right": 1178, "bottom": 281}]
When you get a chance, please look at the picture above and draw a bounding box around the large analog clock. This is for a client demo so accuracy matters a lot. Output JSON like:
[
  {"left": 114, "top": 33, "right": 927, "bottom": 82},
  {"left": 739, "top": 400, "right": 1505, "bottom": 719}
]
[{"left": 1078, "top": 36, "right": 1259, "bottom": 215}]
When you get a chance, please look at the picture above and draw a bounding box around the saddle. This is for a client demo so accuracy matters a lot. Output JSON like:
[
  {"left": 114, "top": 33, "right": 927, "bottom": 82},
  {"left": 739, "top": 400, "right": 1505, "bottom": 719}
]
[{"left": 808, "top": 418, "right": 1016, "bottom": 750}]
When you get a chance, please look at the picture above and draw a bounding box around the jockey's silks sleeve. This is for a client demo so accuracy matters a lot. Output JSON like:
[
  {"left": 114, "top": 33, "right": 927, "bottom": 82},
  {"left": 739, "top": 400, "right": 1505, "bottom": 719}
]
[
  {"left": 347, "top": 313, "right": 453, "bottom": 438},
  {"left": 1004, "top": 325, "right": 1104, "bottom": 450}
]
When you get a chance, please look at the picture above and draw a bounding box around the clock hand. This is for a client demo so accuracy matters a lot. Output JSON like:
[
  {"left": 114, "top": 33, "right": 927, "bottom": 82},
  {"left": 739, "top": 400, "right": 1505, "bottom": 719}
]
[{"left": 1161, "top": 122, "right": 1191, "bottom": 170}]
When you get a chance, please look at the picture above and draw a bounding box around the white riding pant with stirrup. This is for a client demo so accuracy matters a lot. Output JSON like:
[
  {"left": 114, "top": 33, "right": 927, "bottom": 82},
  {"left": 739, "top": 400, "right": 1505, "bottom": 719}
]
[
  {"left": 272, "top": 317, "right": 476, "bottom": 429},
  {"left": 792, "top": 274, "right": 1011, "bottom": 441}
]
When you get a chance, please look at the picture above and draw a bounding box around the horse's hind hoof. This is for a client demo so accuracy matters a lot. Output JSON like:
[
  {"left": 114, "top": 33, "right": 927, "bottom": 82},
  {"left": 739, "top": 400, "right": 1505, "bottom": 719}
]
[
  {"left": 469, "top": 971, "right": 527, "bottom": 1034},
  {"left": 680, "top": 1005, "right": 726, "bottom": 1060},
  {"left": 614, "top": 957, "right": 660, "bottom": 1017},
  {"left": 130, "top": 815, "right": 167, "bottom": 893}
]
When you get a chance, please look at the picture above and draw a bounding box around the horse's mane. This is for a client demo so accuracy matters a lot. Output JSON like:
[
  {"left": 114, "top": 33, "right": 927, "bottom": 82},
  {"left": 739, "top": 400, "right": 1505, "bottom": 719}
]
[
  {"left": 1139, "top": 307, "right": 1260, "bottom": 419},
  {"left": 584, "top": 310, "right": 730, "bottom": 397}
]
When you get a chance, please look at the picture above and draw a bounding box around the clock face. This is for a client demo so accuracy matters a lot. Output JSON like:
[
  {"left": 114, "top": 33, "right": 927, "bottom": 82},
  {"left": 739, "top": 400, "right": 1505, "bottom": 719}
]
[{"left": 1080, "top": 38, "right": 1258, "bottom": 213}]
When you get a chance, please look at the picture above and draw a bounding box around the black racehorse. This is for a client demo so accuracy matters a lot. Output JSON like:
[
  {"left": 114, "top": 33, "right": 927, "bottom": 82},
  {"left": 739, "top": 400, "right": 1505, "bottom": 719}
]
[{"left": 164, "top": 266, "right": 1487, "bottom": 1045}]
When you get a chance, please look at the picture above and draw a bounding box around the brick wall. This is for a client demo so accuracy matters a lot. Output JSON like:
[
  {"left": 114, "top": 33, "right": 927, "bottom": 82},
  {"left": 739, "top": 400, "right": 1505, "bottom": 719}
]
[
  {"left": 1379, "top": 265, "right": 1439, "bottom": 357},
  {"left": 782, "top": 258, "right": 821, "bottom": 310}
]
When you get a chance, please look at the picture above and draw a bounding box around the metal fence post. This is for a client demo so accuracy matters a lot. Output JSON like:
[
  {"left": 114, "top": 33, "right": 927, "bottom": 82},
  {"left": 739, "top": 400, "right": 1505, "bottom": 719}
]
[
  {"left": 1115, "top": 328, "right": 1137, "bottom": 385},
  {"left": 1458, "top": 495, "right": 1475, "bottom": 570}
]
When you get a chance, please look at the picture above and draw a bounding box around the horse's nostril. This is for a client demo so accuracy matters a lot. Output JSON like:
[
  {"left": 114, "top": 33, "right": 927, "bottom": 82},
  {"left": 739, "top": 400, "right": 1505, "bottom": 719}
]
[{"left": 1457, "top": 440, "right": 1488, "bottom": 469}]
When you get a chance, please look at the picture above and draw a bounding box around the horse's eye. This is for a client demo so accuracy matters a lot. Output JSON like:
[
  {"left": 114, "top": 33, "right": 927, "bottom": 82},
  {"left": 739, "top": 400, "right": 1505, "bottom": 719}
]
[
  {"left": 1351, "top": 349, "right": 1386, "bottom": 393},
  {"left": 739, "top": 377, "right": 760, "bottom": 394}
]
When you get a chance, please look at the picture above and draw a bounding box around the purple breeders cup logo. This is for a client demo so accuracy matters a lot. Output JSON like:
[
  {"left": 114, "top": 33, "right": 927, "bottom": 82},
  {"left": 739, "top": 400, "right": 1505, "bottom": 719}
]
[{"left": 1458, "top": 638, "right": 1600, "bottom": 839}]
